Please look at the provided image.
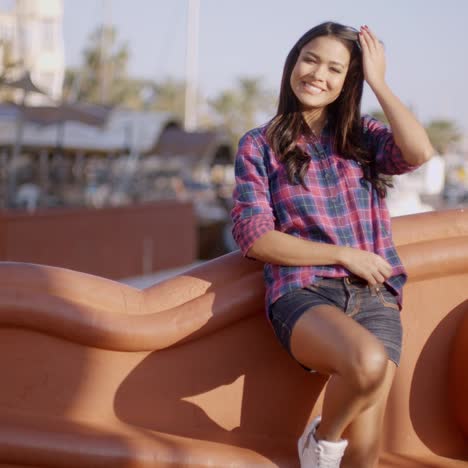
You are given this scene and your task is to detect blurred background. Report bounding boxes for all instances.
[0,0,466,284]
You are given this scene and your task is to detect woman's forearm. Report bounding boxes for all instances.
[247,230,346,266]
[247,230,393,284]
[358,27,434,166]
[371,82,435,165]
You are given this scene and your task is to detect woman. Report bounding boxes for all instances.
[230,22,434,468]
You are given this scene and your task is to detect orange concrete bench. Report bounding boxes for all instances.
[0,209,467,467]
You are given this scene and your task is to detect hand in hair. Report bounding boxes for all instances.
[358,25,387,91]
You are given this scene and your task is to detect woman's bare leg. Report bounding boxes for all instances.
[341,362,396,468]
[290,304,389,442]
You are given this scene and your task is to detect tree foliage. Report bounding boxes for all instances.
[369,109,389,125]
[208,77,276,146]
[425,119,461,154]
[150,78,186,119]
[63,25,137,105]
[63,26,192,117]
[62,26,277,143]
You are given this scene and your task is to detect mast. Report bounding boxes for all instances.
[184,0,199,131]
[100,0,112,104]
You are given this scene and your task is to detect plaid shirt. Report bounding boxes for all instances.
[231,115,420,314]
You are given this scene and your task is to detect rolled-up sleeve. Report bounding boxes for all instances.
[362,115,421,175]
[230,131,275,257]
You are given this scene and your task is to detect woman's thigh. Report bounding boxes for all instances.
[269,280,402,375]
[289,303,386,376]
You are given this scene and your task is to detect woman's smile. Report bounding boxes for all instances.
[301,81,326,95]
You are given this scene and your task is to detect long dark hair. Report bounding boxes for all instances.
[266,21,391,197]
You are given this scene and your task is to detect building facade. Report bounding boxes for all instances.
[0,0,64,103]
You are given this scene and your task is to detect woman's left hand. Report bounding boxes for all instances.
[359,25,386,91]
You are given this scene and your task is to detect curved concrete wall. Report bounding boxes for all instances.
[0,209,466,467]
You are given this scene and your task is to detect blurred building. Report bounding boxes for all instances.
[0,104,235,259]
[0,105,234,211]
[0,0,64,103]
[386,155,446,217]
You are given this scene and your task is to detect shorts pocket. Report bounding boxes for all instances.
[376,287,400,311]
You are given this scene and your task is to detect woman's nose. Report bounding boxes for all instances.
[310,65,327,81]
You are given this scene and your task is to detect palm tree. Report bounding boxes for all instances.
[63,25,134,106]
[208,76,275,146]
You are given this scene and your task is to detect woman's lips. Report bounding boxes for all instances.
[302,81,325,95]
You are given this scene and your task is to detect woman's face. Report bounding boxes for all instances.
[290,35,351,114]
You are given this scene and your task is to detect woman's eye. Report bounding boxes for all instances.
[331,68,342,73]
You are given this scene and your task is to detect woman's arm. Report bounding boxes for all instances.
[248,230,343,266]
[249,230,393,285]
[359,25,435,166]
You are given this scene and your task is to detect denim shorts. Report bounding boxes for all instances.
[268,276,403,373]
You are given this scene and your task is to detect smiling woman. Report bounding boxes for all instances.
[230,20,435,468]
[290,36,350,127]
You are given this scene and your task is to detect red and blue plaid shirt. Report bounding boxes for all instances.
[231,115,420,314]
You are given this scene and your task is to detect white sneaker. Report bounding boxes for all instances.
[298,416,348,467]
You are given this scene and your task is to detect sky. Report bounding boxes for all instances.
[63,0,468,133]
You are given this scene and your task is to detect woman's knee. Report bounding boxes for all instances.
[341,340,388,394]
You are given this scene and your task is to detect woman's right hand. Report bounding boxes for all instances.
[338,247,393,285]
